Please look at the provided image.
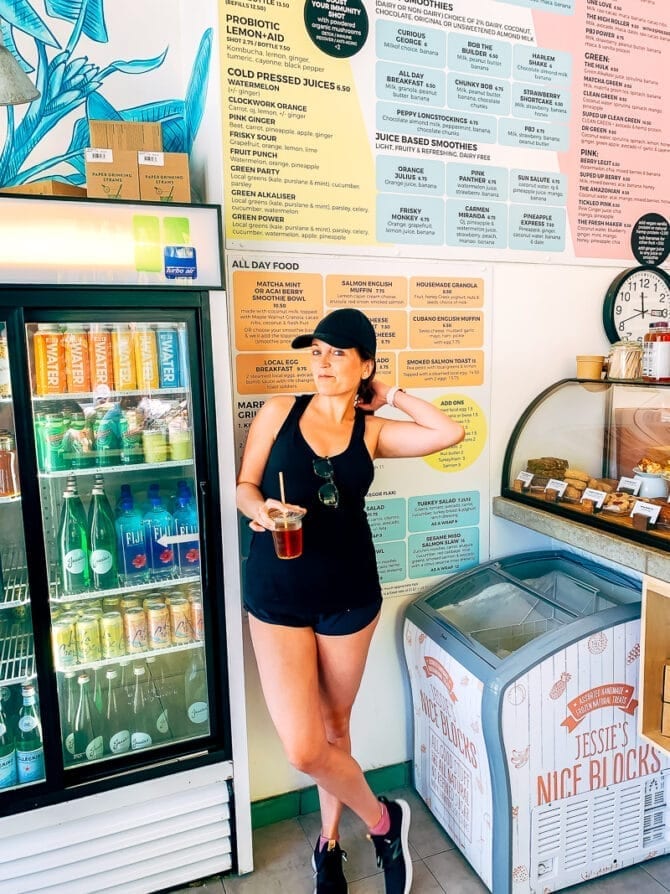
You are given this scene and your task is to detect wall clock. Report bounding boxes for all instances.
[602,265,670,343]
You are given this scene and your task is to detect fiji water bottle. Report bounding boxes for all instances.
[143,488,176,580]
[115,491,149,585]
[173,482,200,575]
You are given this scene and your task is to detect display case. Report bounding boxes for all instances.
[502,378,670,548]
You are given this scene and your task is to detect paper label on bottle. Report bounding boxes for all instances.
[16,746,45,783]
[65,732,75,755]
[131,731,153,750]
[85,736,104,761]
[109,729,131,754]
[0,749,16,788]
[19,715,38,733]
[64,548,87,575]
[156,710,169,735]
[0,724,6,737]
[90,549,113,574]
[187,701,209,725]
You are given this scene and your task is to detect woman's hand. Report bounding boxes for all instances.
[249,498,306,532]
[355,378,392,413]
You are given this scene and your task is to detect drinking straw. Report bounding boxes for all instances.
[279,471,286,504]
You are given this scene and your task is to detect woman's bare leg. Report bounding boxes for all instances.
[315,612,380,839]
[248,614,383,828]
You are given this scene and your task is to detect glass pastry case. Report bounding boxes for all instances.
[501,378,670,548]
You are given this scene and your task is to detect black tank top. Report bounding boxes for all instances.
[243,395,381,615]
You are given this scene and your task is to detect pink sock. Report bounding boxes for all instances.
[368,802,390,836]
[319,835,338,852]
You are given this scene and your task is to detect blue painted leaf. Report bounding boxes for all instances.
[184,29,212,151]
[119,100,185,125]
[86,92,122,122]
[1,22,34,72]
[100,48,168,77]
[0,0,59,47]
[44,0,108,43]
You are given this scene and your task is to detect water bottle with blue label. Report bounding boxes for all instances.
[115,489,149,584]
[143,486,176,580]
[16,684,45,784]
[173,481,200,575]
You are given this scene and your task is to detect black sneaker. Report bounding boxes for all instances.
[368,797,412,894]
[312,839,348,894]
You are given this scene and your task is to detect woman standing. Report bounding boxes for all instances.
[236,308,465,894]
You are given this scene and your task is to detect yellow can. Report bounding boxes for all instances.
[100,611,125,659]
[75,615,102,663]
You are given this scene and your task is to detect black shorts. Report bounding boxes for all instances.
[244,597,382,636]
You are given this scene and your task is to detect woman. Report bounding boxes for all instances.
[236,308,465,894]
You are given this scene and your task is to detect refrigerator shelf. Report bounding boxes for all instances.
[32,388,188,402]
[0,495,20,505]
[50,572,200,604]
[0,630,34,684]
[0,550,29,607]
[39,458,194,479]
[55,638,204,673]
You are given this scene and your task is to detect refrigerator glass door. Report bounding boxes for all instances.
[427,568,577,658]
[0,322,46,791]
[25,320,209,769]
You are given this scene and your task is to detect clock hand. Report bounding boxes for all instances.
[619,310,643,324]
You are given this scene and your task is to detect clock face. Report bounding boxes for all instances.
[603,266,670,343]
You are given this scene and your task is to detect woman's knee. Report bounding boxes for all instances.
[284,739,327,775]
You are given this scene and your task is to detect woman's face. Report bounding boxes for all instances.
[309,339,372,395]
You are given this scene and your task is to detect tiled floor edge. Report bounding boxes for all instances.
[250,760,413,829]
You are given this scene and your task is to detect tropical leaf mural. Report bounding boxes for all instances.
[0,1,212,192]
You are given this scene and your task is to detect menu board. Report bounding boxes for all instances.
[228,252,492,597]
[220,0,670,262]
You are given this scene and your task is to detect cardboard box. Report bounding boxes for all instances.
[664,664,670,702]
[138,152,191,203]
[662,700,670,737]
[0,180,87,198]
[84,148,140,200]
[89,119,162,152]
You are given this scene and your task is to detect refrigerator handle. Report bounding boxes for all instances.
[198,479,210,593]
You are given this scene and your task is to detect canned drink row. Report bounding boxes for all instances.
[52,597,203,668]
[33,323,186,397]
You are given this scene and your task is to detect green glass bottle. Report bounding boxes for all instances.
[61,670,77,763]
[58,485,90,594]
[72,673,103,762]
[88,479,118,590]
[16,683,45,783]
[102,669,130,756]
[184,648,209,735]
[0,694,16,789]
[130,664,153,751]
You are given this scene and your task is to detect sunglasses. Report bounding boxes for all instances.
[313,456,339,508]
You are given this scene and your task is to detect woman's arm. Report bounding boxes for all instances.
[236,395,305,530]
[358,381,465,459]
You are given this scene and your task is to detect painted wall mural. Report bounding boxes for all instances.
[0,1,212,189]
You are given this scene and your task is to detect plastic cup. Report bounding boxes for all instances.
[576,355,605,379]
[142,428,168,464]
[268,509,305,560]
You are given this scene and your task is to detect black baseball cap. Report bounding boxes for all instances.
[291,308,376,356]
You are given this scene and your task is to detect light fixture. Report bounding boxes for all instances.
[0,30,39,106]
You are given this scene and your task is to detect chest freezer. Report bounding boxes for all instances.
[404,550,670,893]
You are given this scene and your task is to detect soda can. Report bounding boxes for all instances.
[102,596,122,613]
[75,615,102,663]
[168,597,193,644]
[133,325,159,390]
[52,619,77,667]
[43,412,66,472]
[120,595,141,612]
[63,325,91,393]
[146,602,170,650]
[157,327,181,389]
[88,326,115,392]
[100,612,125,659]
[123,606,148,653]
[120,408,145,465]
[33,324,66,395]
[111,325,137,391]
[190,599,204,642]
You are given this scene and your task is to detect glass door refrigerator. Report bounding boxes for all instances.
[0,293,236,894]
